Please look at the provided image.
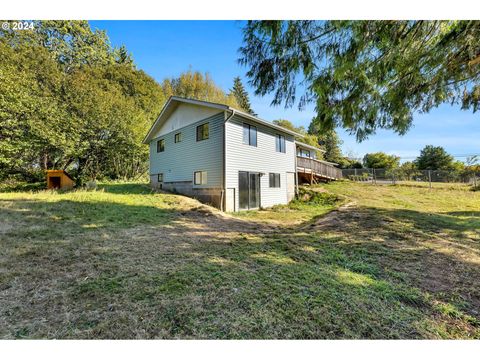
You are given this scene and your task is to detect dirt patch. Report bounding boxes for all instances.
[307,201,358,229]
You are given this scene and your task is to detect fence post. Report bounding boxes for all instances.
[372,168,376,185]
[428,170,432,189]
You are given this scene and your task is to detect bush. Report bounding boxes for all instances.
[291,187,342,207]
[0,180,46,192]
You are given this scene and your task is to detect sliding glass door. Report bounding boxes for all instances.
[239,171,261,210]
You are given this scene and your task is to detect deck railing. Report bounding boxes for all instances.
[297,156,343,180]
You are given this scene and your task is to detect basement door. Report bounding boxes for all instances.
[238,171,261,210]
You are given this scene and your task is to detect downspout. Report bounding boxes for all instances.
[295,145,299,197]
[221,109,236,211]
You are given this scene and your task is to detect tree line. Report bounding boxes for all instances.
[354,147,480,182]
[0,21,254,184]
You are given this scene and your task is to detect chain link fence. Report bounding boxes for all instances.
[342,168,480,188]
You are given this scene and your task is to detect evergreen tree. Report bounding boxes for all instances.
[230,76,256,115]
[116,45,133,65]
[240,21,480,141]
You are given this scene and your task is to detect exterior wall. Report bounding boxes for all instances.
[225,114,296,211]
[149,111,225,208]
[151,102,221,139]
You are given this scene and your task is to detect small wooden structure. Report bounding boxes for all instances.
[46,170,75,190]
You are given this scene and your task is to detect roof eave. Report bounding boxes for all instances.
[143,96,230,144]
[295,140,326,153]
[233,110,303,137]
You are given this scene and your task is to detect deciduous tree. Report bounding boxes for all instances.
[414,145,455,170]
[363,152,400,169]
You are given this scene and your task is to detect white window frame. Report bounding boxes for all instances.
[194,171,207,185]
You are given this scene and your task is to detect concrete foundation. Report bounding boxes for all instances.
[150,176,223,209]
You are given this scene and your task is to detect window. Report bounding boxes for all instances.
[297,149,311,158]
[242,123,257,146]
[156,139,165,152]
[194,171,207,185]
[157,173,163,182]
[275,134,286,153]
[174,132,182,143]
[196,123,209,141]
[269,173,281,188]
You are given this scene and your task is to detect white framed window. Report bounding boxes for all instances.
[275,134,286,153]
[196,123,209,141]
[269,173,281,188]
[157,173,163,182]
[194,171,207,185]
[157,139,165,152]
[174,132,182,143]
[242,123,257,146]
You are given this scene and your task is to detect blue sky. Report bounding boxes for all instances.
[89,20,479,162]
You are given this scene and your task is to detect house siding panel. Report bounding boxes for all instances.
[225,114,296,210]
[149,112,225,206]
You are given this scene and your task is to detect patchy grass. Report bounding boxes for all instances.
[234,187,344,225]
[0,181,479,339]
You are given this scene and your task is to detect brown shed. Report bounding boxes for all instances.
[46,170,75,190]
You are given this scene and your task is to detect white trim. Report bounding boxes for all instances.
[232,110,302,137]
[143,96,302,144]
[295,140,326,153]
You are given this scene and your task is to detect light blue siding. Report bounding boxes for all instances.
[225,114,296,210]
[149,112,224,188]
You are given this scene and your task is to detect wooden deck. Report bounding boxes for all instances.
[296,156,342,183]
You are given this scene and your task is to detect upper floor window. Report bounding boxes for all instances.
[157,139,165,153]
[297,149,311,158]
[196,123,209,141]
[269,173,281,188]
[276,134,286,153]
[242,123,257,147]
[174,132,182,143]
[157,173,164,182]
[194,171,207,185]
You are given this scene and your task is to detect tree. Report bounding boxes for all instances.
[272,119,325,159]
[0,21,164,183]
[272,119,305,134]
[308,122,343,164]
[116,45,134,65]
[414,145,455,170]
[363,152,400,169]
[230,76,256,115]
[398,161,419,180]
[162,70,240,109]
[239,21,480,141]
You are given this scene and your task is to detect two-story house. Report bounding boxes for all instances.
[143,96,341,211]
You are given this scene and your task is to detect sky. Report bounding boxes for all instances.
[89,20,479,162]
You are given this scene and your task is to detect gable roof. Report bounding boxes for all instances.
[143,96,302,144]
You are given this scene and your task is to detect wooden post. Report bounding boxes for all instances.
[428,170,432,189]
[310,159,314,185]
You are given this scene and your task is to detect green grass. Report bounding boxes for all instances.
[0,181,479,339]
[234,187,344,225]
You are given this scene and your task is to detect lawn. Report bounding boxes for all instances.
[0,181,479,339]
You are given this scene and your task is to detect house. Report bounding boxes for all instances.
[143,96,341,211]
